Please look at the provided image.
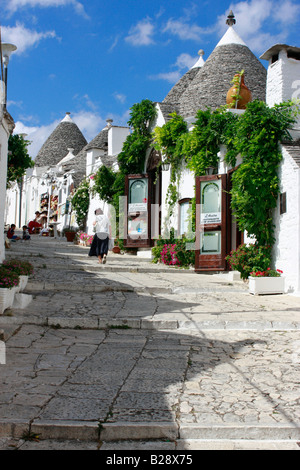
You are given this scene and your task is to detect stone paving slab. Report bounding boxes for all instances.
[1,326,300,444]
[1,236,300,449]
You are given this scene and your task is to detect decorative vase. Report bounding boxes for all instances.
[249,276,285,295]
[0,288,15,314]
[226,73,252,109]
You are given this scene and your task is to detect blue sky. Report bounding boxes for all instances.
[1,0,300,158]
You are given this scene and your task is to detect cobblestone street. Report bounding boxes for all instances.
[0,236,300,450]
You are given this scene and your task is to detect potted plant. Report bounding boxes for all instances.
[112,239,123,254]
[249,268,285,295]
[0,266,20,314]
[225,243,272,281]
[62,227,77,242]
[2,259,33,292]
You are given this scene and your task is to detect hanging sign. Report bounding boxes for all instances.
[201,212,221,225]
[128,202,147,213]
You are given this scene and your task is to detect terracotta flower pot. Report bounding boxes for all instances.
[65,231,76,242]
[226,73,252,109]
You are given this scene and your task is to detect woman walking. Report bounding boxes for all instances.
[88,208,111,264]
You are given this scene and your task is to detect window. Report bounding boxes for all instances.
[200,180,221,224]
[179,198,191,236]
[280,192,287,215]
[200,231,222,255]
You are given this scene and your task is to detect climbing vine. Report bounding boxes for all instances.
[118,99,157,174]
[229,100,297,246]
[153,112,188,211]
[90,99,157,241]
[91,166,116,204]
[153,99,299,250]
[70,178,90,228]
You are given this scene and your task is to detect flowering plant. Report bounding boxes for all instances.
[250,268,283,277]
[161,244,180,266]
[0,266,20,289]
[2,259,34,276]
[79,232,93,244]
[225,243,272,280]
[152,228,195,268]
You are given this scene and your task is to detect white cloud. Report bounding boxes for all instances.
[272,0,300,24]
[13,110,105,160]
[113,92,126,104]
[72,110,106,141]
[1,22,56,54]
[4,0,88,18]
[150,70,182,84]
[14,119,58,159]
[125,18,155,46]
[14,106,131,160]
[216,0,300,52]
[163,18,205,41]
[149,52,198,84]
[175,53,198,70]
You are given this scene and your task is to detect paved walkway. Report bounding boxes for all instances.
[0,236,300,450]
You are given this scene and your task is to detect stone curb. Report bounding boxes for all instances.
[2,418,300,442]
[1,314,300,331]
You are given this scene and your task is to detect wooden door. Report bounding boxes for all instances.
[124,174,152,248]
[195,174,227,271]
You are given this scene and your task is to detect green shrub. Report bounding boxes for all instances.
[225,243,271,280]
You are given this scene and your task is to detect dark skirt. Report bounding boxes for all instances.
[88,233,109,257]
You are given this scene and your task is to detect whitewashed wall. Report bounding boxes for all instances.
[265,46,300,294]
[272,146,300,294]
[0,111,13,262]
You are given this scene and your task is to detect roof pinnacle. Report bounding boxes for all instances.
[226,10,236,26]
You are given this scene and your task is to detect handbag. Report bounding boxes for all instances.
[108,238,114,251]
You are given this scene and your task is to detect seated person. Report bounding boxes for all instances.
[28,211,42,234]
[7,224,21,241]
[22,225,31,240]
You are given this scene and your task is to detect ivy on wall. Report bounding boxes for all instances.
[70,178,90,228]
[154,99,299,250]
[153,113,188,210]
[91,99,157,236]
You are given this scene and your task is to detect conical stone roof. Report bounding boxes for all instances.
[35,113,87,167]
[163,13,267,120]
[163,50,205,107]
[177,23,266,118]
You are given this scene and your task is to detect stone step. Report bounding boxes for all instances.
[1,436,299,450]
[2,313,299,332]
[2,418,300,444]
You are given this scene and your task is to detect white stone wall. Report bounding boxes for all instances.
[265,47,300,294]
[266,49,300,130]
[159,164,195,239]
[0,113,11,262]
[108,126,129,156]
[272,146,300,293]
